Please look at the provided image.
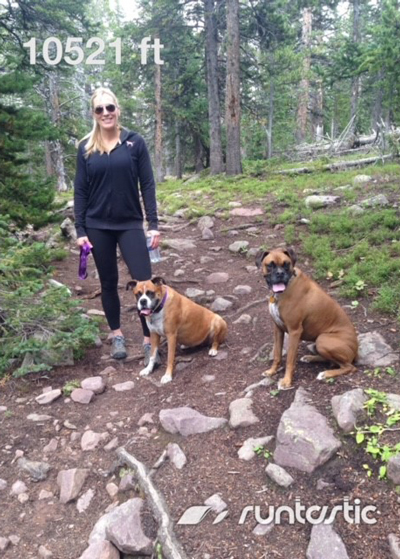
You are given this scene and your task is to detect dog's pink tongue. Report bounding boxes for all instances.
[140,309,151,316]
[272,283,286,293]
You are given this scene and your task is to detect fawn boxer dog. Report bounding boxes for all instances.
[126,277,227,384]
[256,247,358,390]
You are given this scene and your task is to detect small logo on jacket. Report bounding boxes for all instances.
[127,141,134,147]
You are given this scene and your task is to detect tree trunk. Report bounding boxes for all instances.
[49,74,67,191]
[204,0,224,174]
[194,133,205,172]
[349,0,361,137]
[266,79,274,159]
[296,8,312,144]
[174,122,182,179]
[225,0,242,175]
[154,62,165,183]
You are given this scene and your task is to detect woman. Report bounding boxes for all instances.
[74,86,160,362]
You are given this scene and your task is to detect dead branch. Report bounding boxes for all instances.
[274,154,393,176]
[225,298,266,319]
[117,447,189,559]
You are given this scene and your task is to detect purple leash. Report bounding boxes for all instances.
[79,243,92,280]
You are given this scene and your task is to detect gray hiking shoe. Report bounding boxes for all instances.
[111,335,127,359]
[143,343,161,367]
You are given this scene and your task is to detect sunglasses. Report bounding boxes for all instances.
[94,104,117,115]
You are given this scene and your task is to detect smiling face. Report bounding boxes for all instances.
[92,92,120,133]
[257,248,296,294]
[126,278,165,316]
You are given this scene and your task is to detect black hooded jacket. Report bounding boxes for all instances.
[74,128,158,238]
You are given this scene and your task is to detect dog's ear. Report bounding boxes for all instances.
[126,280,137,291]
[151,276,166,286]
[284,247,297,268]
[255,250,269,269]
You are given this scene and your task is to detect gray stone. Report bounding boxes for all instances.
[99,366,117,376]
[387,394,400,411]
[265,463,294,488]
[387,455,400,485]
[185,288,205,300]
[361,194,389,207]
[104,437,119,451]
[57,468,89,504]
[305,195,340,209]
[245,265,258,274]
[119,474,136,493]
[243,377,274,397]
[0,406,7,413]
[306,523,349,559]
[93,499,153,555]
[60,217,77,240]
[112,381,135,392]
[81,430,103,451]
[159,407,227,436]
[348,204,364,216]
[77,488,95,513]
[202,227,214,240]
[81,376,106,394]
[27,413,53,422]
[229,240,249,253]
[229,398,259,429]
[233,314,252,325]
[9,535,20,546]
[106,483,119,498]
[229,207,263,217]
[233,285,252,295]
[274,388,342,473]
[0,538,10,552]
[388,533,400,559]
[206,272,229,284]
[17,457,51,481]
[0,479,7,491]
[200,256,215,265]
[39,489,54,500]
[78,540,120,559]
[204,493,227,513]
[35,389,62,405]
[253,522,274,536]
[71,388,95,404]
[211,297,233,312]
[353,174,371,185]
[198,216,215,230]
[38,545,53,558]
[10,480,28,495]
[331,389,367,433]
[167,443,187,469]
[43,438,58,454]
[138,413,155,426]
[164,238,197,251]
[238,436,275,461]
[357,331,398,366]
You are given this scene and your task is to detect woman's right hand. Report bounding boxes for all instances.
[77,236,93,248]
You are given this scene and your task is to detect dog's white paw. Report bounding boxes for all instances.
[277,380,295,391]
[139,366,152,377]
[300,355,313,363]
[209,348,218,357]
[160,373,172,384]
[317,371,327,381]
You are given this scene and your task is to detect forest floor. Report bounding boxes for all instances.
[0,166,400,559]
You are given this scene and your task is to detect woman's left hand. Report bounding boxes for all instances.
[147,230,160,249]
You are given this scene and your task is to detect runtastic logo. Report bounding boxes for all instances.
[177,498,377,526]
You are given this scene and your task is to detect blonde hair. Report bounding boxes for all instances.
[80,87,120,157]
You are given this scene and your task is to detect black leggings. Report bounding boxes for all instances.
[86,228,151,335]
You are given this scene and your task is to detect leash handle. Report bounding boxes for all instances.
[78,242,92,280]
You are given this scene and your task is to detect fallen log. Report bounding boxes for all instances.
[117,447,189,559]
[274,154,393,176]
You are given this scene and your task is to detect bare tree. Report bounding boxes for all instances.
[296,7,312,144]
[154,62,165,183]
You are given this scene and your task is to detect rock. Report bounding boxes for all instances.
[357,332,398,366]
[0,479,7,491]
[0,538,10,552]
[202,374,215,383]
[106,483,119,498]
[17,457,51,481]
[81,430,103,451]
[104,437,119,451]
[35,389,62,405]
[43,438,58,454]
[112,381,135,392]
[77,488,95,513]
[90,498,152,555]
[305,195,340,209]
[0,406,7,413]
[57,468,89,504]
[119,474,136,493]
[388,533,400,559]
[167,443,187,469]
[87,309,106,317]
[229,240,249,253]
[138,413,155,426]
[387,394,400,411]
[9,535,20,546]
[204,493,227,513]
[60,217,77,240]
[198,216,215,230]
[27,413,53,422]
[18,492,29,504]
[206,272,229,284]
[71,388,95,404]
[316,479,334,491]
[174,269,185,277]
[164,238,197,251]
[10,480,28,495]
[233,314,252,325]
[245,265,258,273]
[331,389,367,433]
[348,204,364,216]
[64,420,77,430]
[306,523,349,559]
[233,285,252,295]
[211,297,233,312]
[81,376,106,394]
[353,174,371,185]
[200,256,215,264]
[265,463,294,488]
[229,207,263,217]
[361,194,389,207]
[253,522,274,536]
[99,366,117,376]
[78,540,120,559]
[185,288,206,301]
[202,227,214,240]
[243,377,274,397]
[38,489,54,500]
[387,455,400,485]
[214,350,228,361]
[229,398,259,429]
[38,545,53,558]
[238,436,274,461]
[159,407,227,436]
[274,388,342,473]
